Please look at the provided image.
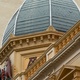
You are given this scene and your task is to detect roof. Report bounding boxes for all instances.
[2,0,80,45]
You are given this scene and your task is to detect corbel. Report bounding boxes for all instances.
[48,34,50,40]
[66,36,70,42]
[36,63,40,69]
[40,60,43,66]
[43,56,46,63]
[10,42,13,47]
[28,71,30,77]
[59,43,62,49]
[74,28,77,34]
[75,28,78,34]
[26,39,29,44]
[34,66,37,72]
[19,40,22,45]
[13,41,16,46]
[33,37,36,43]
[62,40,66,46]
[40,36,43,42]
[70,32,74,38]
[30,69,33,75]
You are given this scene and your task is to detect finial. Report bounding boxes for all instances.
[46,26,56,31]
[9,34,15,38]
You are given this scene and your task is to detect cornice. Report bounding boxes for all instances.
[54,20,80,53]
[0,30,63,64]
[55,20,80,45]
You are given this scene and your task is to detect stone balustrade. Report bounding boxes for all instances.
[55,21,80,53]
[25,56,46,80]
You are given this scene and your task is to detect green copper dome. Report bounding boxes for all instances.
[2,0,80,45]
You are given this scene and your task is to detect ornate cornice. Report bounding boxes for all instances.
[0,30,63,64]
[55,20,80,53]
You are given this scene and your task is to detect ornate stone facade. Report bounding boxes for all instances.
[0,0,80,80]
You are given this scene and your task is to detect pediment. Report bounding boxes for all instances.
[57,65,80,80]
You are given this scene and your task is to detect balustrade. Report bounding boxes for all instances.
[55,24,80,53]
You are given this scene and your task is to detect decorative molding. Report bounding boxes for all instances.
[0,30,62,63]
[55,20,80,53]
[46,26,56,31]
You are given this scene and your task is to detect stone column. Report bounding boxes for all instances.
[73,70,80,80]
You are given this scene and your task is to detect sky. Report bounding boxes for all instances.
[0,0,23,47]
[0,0,80,48]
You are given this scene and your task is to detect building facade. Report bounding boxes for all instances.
[0,0,80,80]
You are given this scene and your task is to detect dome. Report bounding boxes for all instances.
[2,0,80,45]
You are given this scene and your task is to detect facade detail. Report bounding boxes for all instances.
[0,0,80,80]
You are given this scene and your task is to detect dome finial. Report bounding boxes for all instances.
[9,34,15,38]
[46,26,56,31]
